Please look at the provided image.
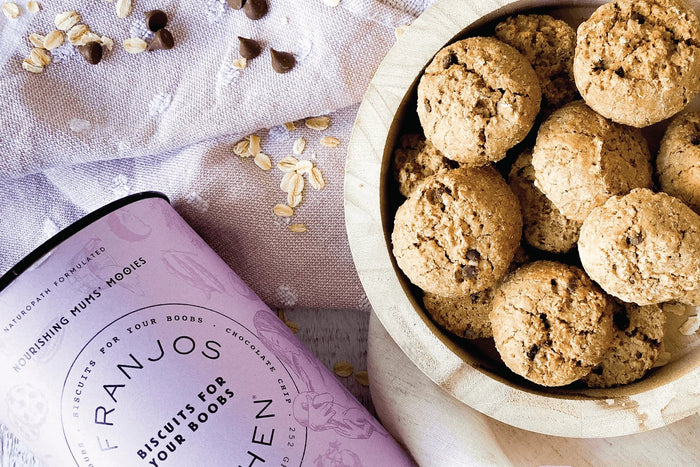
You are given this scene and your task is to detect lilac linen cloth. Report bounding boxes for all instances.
[0,0,436,310]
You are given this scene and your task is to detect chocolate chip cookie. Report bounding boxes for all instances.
[392,133,460,197]
[423,288,495,339]
[657,111,700,214]
[578,188,700,305]
[532,100,653,222]
[416,36,541,166]
[495,14,578,109]
[392,166,522,297]
[574,0,700,127]
[490,261,614,387]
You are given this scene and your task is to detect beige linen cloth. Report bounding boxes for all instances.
[0,0,435,309]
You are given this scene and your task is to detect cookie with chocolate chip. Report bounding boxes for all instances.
[392,166,522,297]
[490,261,614,387]
[657,111,700,215]
[578,188,700,305]
[392,133,460,197]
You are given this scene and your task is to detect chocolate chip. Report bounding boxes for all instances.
[148,29,174,51]
[631,12,645,24]
[591,366,604,375]
[270,48,295,73]
[243,0,268,20]
[613,311,631,331]
[78,41,103,65]
[627,231,644,246]
[145,10,168,32]
[238,36,261,60]
[470,292,481,303]
[466,249,480,261]
[227,0,245,9]
[424,99,431,113]
[615,67,625,77]
[689,134,700,145]
[462,265,478,279]
[445,158,460,169]
[527,345,538,360]
[539,313,550,330]
[442,53,457,69]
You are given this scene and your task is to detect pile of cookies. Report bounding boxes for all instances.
[391,0,700,388]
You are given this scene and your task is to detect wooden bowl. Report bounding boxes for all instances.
[345,0,700,437]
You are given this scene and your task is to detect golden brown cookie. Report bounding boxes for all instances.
[495,14,578,109]
[392,134,460,197]
[416,36,541,166]
[490,261,614,387]
[532,100,653,222]
[578,188,700,305]
[582,302,665,388]
[392,166,522,297]
[508,148,581,253]
[657,111,700,214]
[423,288,494,339]
[573,0,700,127]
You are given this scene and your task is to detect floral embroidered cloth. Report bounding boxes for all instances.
[0,0,435,309]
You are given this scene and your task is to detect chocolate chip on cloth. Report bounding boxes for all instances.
[238,36,262,60]
[148,29,174,51]
[578,188,700,305]
[391,166,522,298]
[490,261,614,387]
[243,0,268,20]
[271,49,295,73]
[77,41,103,65]
[226,0,245,9]
[145,10,168,32]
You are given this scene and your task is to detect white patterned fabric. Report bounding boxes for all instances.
[0,0,435,309]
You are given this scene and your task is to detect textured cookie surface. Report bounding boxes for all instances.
[490,261,614,387]
[416,36,541,166]
[509,148,581,253]
[392,134,460,197]
[574,0,700,127]
[423,288,494,339]
[578,188,700,305]
[495,14,578,109]
[392,166,522,297]
[657,111,700,214]
[532,101,652,222]
[583,302,665,388]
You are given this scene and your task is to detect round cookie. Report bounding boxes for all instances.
[508,148,581,253]
[392,166,522,298]
[392,134,460,197]
[416,36,541,166]
[578,188,700,305]
[423,288,494,339]
[490,261,614,387]
[532,100,653,222]
[495,14,578,109]
[582,302,665,388]
[657,111,700,214]
[574,0,700,127]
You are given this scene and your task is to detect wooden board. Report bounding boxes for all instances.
[368,312,700,467]
[344,0,700,437]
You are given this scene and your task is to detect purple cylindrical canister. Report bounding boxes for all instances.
[0,192,413,467]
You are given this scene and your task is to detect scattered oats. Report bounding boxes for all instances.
[278,156,298,173]
[273,204,294,217]
[55,11,81,31]
[289,172,305,195]
[232,57,247,69]
[2,2,20,19]
[233,138,251,156]
[43,30,64,50]
[115,0,132,19]
[333,361,354,377]
[394,24,410,38]
[287,191,302,207]
[21,59,43,73]
[295,159,313,174]
[29,33,46,48]
[653,351,672,368]
[254,152,272,171]
[309,166,326,190]
[285,319,299,334]
[322,0,342,7]
[293,137,306,155]
[679,315,699,336]
[663,302,688,316]
[248,134,261,157]
[305,116,330,131]
[354,370,370,386]
[123,37,147,54]
[29,47,51,67]
[280,171,295,192]
[320,136,341,148]
[284,121,297,131]
[27,0,39,13]
[100,36,114,51]
[67,24,90,45]
[288,223,307,233]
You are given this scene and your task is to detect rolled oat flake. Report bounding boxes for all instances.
[0,192,413,466]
